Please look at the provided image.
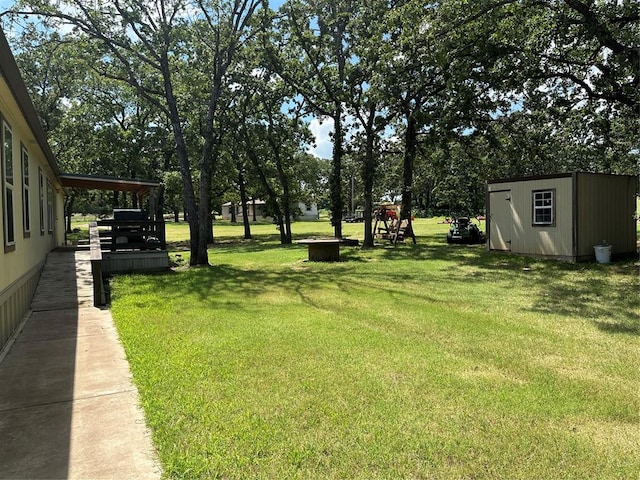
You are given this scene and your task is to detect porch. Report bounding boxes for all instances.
[89,217,169,306]
[59,173,170,306]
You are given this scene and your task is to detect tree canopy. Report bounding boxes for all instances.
[1,0,637,261]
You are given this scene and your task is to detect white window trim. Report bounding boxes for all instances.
[22,144,30,236]
[39,167,45,235]
[2,119,15,249]
[532,189,555,227]
[46,178,54,234]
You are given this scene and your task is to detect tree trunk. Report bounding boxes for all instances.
[206,210,214,244]
[65,192,75,234]
[244,144,286,244]
[400,113,417,244]
[362,110,376,248]
[275,153,292,244]
[163,64,200,264]
[330,108,344,238]
[238,163,252,239]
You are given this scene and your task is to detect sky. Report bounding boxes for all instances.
[0,0,334,159]
[307,118,333,159]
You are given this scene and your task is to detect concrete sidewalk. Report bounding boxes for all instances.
[0,250,161,479]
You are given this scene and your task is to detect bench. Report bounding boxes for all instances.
[296,238,359,262]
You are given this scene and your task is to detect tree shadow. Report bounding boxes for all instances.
[0,251,79,479]
[156,231,639,336]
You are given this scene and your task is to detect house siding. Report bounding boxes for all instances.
[0,34,64,354]
[0,261,42,351]
[221,201,318,221]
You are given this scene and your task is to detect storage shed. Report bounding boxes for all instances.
[486,173,638,262]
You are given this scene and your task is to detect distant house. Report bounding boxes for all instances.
[0,29,65,353]
[221,200,319,222]
[486,172,638,262]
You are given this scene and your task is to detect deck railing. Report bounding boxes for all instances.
[96,218,166,251]
[88,219,167,306]
[89,222,106,306]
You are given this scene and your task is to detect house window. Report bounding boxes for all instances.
[46,178,54,234]
[2,120,15,249]
[532,189,555,226]
[39,168,45,234]
[22,145,30,235]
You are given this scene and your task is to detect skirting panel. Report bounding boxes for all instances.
[0,262,43,353]
[102,251,169,274]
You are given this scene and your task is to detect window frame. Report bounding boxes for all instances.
[21,143,31,237]
[2,118,16,251]
[531,188,556,227]
[46,178,54,234]
[39,167,45,235]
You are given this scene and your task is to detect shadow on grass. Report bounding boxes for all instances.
[154,232,639,336]
[168,231,348,255]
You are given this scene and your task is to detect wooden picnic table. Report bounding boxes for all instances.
[296,238,359,262]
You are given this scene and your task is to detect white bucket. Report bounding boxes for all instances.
[593,245,612,264]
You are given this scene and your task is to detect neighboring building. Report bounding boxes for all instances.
[486,172,638,262]
[221,200,319,222]
[0,29,65,353]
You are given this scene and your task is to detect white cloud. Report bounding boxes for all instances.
[307,117,333,159]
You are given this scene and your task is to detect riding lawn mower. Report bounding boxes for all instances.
[446,216,486,245]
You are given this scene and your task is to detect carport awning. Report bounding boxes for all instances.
[59,173,160,198]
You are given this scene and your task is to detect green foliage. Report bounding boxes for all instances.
[4,0,638,256]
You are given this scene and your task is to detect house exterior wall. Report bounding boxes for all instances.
[295,202,319,220]
[575,173,637,259]
[0,37,64,353]
[221,201,318,221]
[487,175,574,259]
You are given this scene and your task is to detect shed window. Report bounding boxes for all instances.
[2,120,15,249]
[532,189,555,226]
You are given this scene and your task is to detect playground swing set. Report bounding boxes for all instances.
[372,204,416,244]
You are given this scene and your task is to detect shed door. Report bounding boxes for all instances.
[489,190,512,251]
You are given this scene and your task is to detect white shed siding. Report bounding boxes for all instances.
[488,176,573,258]
[488,173,637,261]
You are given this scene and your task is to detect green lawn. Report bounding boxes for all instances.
[110,218,639,479]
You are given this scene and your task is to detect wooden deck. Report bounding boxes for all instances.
[89,221,169,306]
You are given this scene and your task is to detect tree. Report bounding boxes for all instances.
[263,0,359,238]
[232,71,313,244]
[343,1,392,248]
[162,170,183,222]
[10,0,262,266]
[437,0,639,115]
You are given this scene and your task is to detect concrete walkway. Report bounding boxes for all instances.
[0,250,161,479]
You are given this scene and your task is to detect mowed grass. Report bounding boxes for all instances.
[110,218,640,479]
